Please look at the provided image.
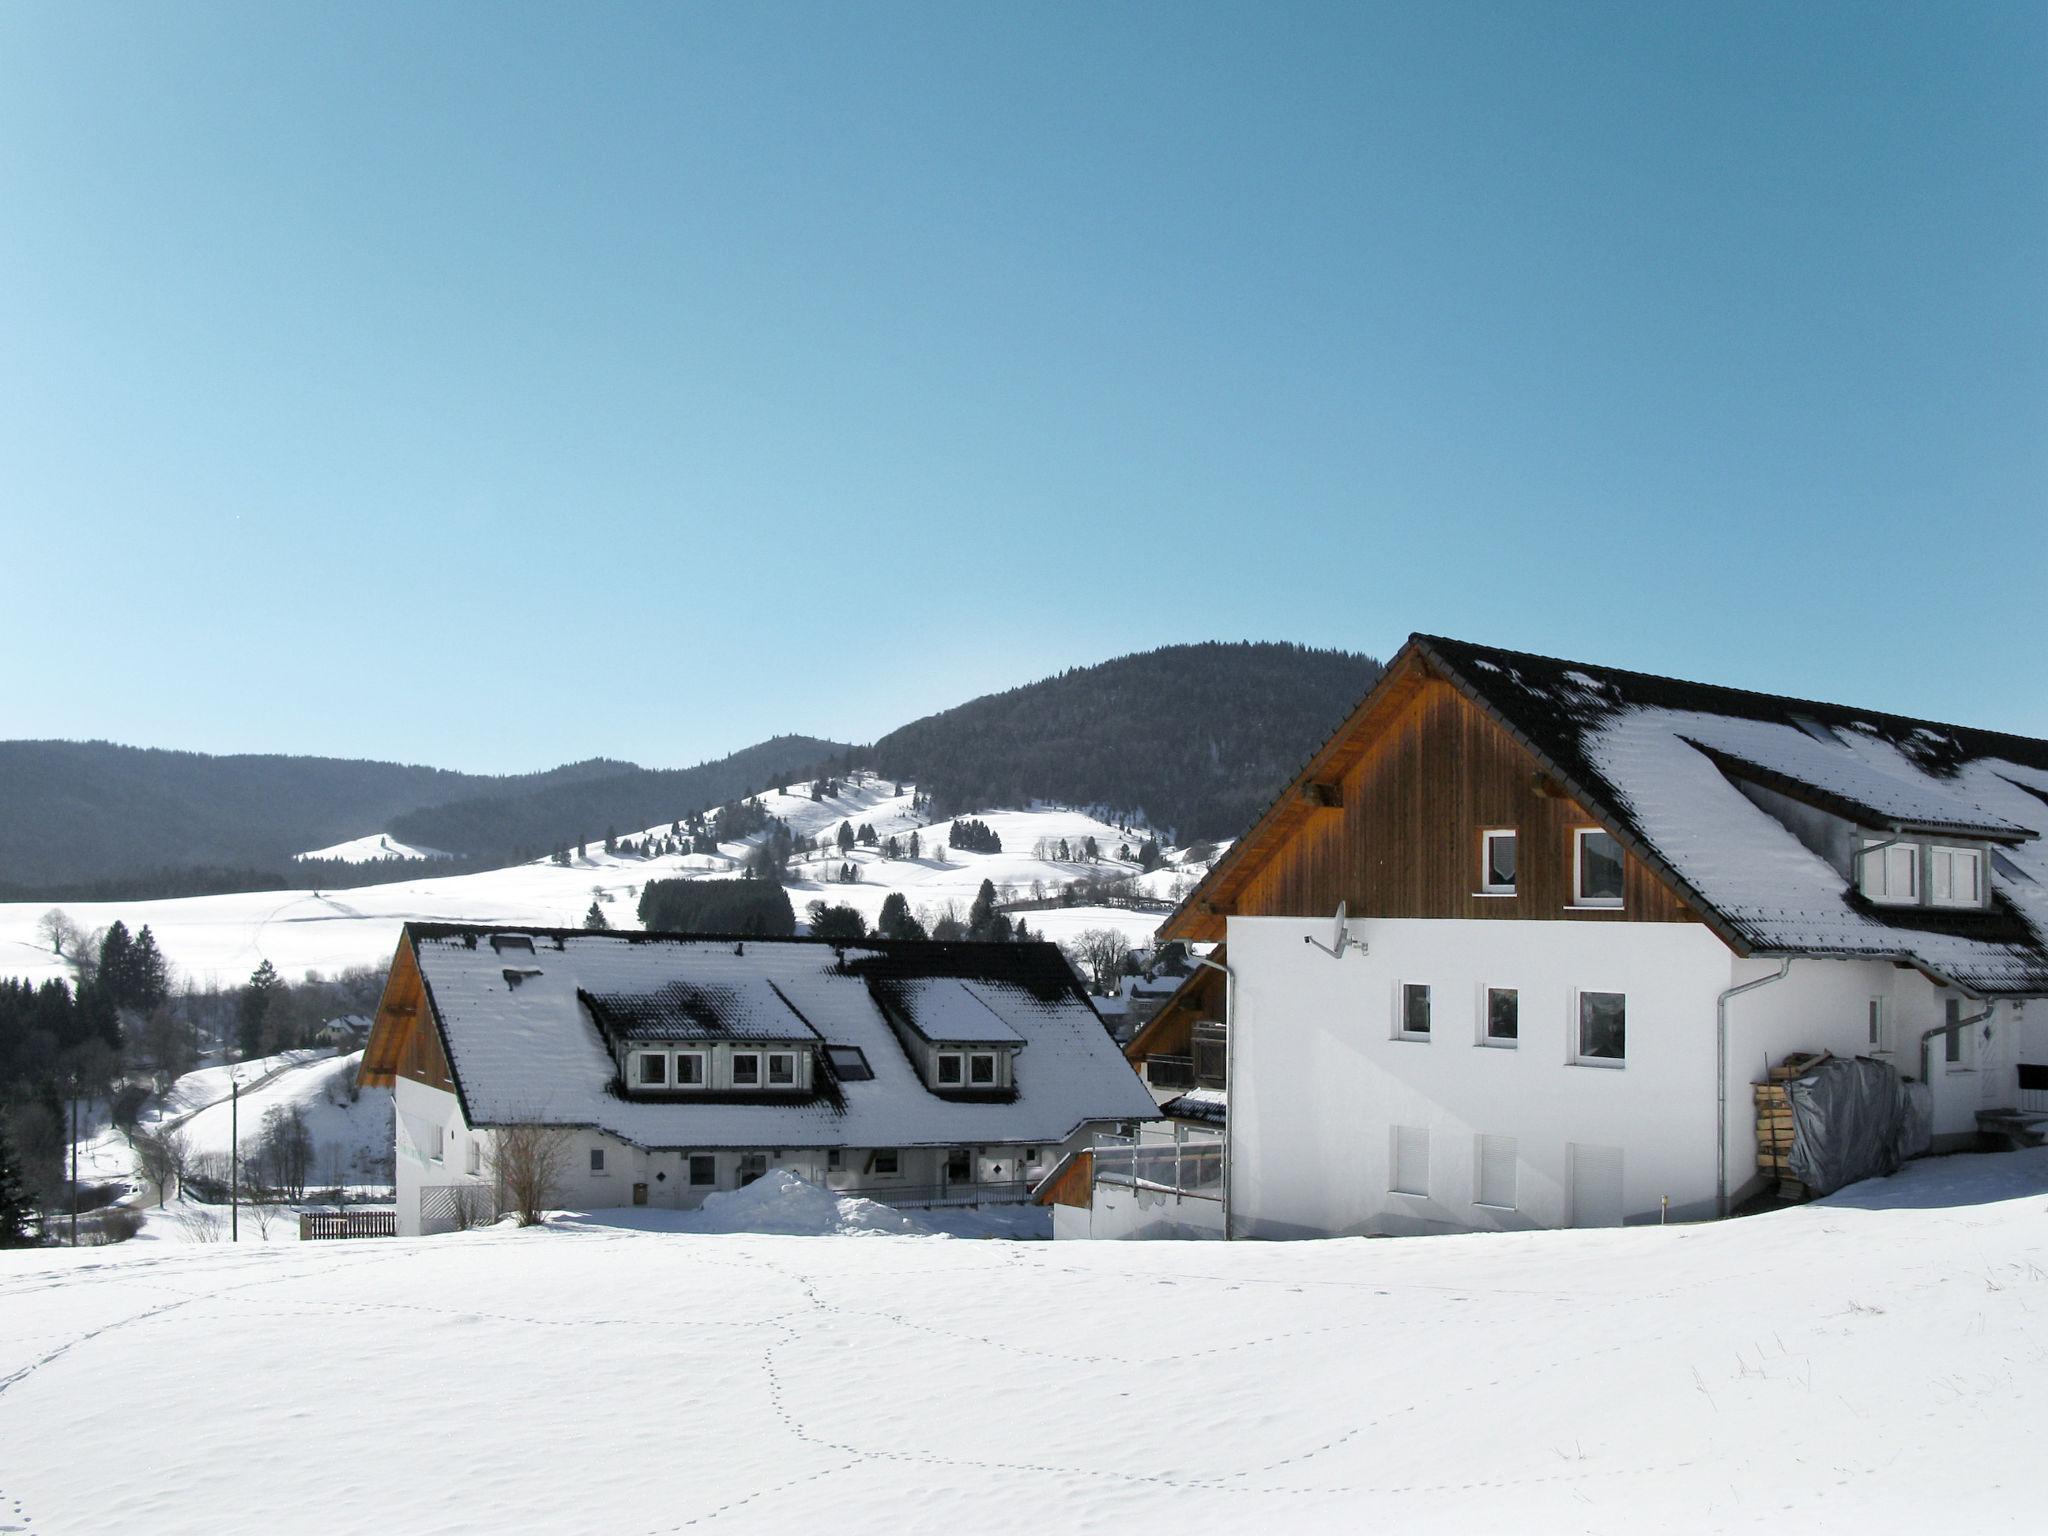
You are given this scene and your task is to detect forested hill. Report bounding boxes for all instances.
[869,642,1383,841]
[0,742,626,890]
[383,735,852,861]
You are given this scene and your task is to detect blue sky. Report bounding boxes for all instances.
[2,3,2042,772]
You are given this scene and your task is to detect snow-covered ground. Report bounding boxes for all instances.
[5,1148,2045,1533]
[293,833,452,863]
[0,779,1207,990]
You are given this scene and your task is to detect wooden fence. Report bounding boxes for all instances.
[299,1209,397,1241]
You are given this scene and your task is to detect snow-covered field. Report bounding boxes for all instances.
[5,1149,2045,1533]
[0,780,1201,990]
[293,833,452,863]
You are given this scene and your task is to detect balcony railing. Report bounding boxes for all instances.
[1090,1134,1222,1201]
[1145,1053,1196,1090]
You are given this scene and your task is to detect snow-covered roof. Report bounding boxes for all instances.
[1421,637,2048,996]
[408,925,1157,1149]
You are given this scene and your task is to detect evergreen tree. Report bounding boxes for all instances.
[238,960,282,1059]
[584,899,608,931]
[97,922,136,1009]
[0,1125,33,1248]
[131,927,170,1012]
[604,826,618,854]
[837,821,855,855]
[967,879,1001,942]
[1013,917,1031,942]
[805,901,867,941]
[908,829,921,860]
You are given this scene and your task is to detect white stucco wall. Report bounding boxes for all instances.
[1223,915,2017,1239]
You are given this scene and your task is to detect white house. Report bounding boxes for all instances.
[357,924,1159,1235]
[1129,635,2048,1238]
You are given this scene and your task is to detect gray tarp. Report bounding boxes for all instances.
[1785,1056,1920,1197]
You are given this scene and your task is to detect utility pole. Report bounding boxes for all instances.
[230,1075,239,1243]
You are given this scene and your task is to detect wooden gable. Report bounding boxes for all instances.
[1122,951,1225,1065]
[1161,646,1701,944]
[356,933,458,1095]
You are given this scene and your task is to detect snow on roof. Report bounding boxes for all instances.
[582,978,822,1043]
[870,976,1023,1045]
[1421,636,2048,996]
[410,926,1157,1148]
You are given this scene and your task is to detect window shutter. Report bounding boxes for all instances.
[1391,1125,1429,1196]
[1476,1134,1516,1210]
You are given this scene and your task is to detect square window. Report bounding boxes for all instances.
[675,1052,705,1086]
[1576,991,1626,1064]
[689,1154,717,1186]
[1931,847,1982,908]
[936,1052,964,1086]
[872,1148,899,1175]
[826,1149,843,1172]
[767,1052,796,1086]
[1859,839,1920,904]
[1398,983,1432,1040]
[636,1051,667,1087]
[590,1147,606,1173]
[1484,987,1519,1044]
[1481,830,1517,893]
[1390,1125,1429,1197]
[737,1153,766,1186]
[969,1053,997,1085]
[1575,829,1624,906]
[731,1052,761,1087]
[946,1148,971,1181]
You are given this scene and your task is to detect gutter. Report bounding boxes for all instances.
[1193,952,1236,1240]
[1919,999,1995,1087]
[1717,959,1791,1218]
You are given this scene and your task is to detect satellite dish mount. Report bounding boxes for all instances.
[1303,901,1368,959]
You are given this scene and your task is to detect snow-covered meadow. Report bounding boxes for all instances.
[0,780,1212,991]
[3,1148,2045,1533]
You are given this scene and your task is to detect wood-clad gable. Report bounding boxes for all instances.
[356,934,458,1095]
[1122,951,1224,1065]
[1161,648,1700,944]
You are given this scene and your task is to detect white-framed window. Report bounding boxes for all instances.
[1859,838,1919,904]
[1866,997,1890,1054]
[826,1148,843,1172]
[1574,990,1626,1065]
[871,1148,900,1176]
[688,1153,717,1186]
[1930,846,1983,908]
[1390,1125,1429,1197]
[969,1052,999,1086]
[936,1052,964,1086]
[766,1051,798,1087]
[1573,828,1624,907]
[675,1052,706,1087]
[1483,986,1519,1046]
[635,1051,668,1088]
[1480,829,1518,894]
[730,1052,761,1087]
[465,1138,482,1175]
[1474,1134,1517,1210]
[1397,982,1432,1041]
[590,1147,606,1174]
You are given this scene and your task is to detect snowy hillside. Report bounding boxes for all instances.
[3,1148,2045,1533]
[293,833,452,863]
[0,777,1217,989]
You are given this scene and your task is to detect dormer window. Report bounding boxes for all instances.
[969,1052,998,1086]
[937,1052,963,1086]
[766,1051,798,1086]
[1859,839,1919,904]
[635,1051,667,1088]
[933,1046,1010,1092]
[1930,846,1982,908]
[1480,830,1517,894]
[1574,829,1624,907]
[731,1052,761,1086]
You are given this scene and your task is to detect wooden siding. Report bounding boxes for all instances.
[356,936,457,1094]
[1033,1148,1094,1209]
[1175,673,1697,940]
[1123,953,1224,1065]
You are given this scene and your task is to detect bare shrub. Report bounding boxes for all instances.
[175,1207,225,1243]
[95,1207,143,1244]
[448,1184,494,1231]
[485,1123,572,1227]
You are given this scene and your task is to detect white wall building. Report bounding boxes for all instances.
[362,925,1158,1236]
[1141,635,2048,1240]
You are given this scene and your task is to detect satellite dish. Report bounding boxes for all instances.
[1304,900,1366,959]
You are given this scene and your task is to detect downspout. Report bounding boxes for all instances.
[1193,952,1236,1240]
[1919,1000,1994,1088]
[1717,959,1791,1218]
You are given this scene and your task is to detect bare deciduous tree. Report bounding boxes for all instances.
[35,908,84,959]
[132,1126,191,1208]
[485,1122,571,1227]
[1066,929,1133,996]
